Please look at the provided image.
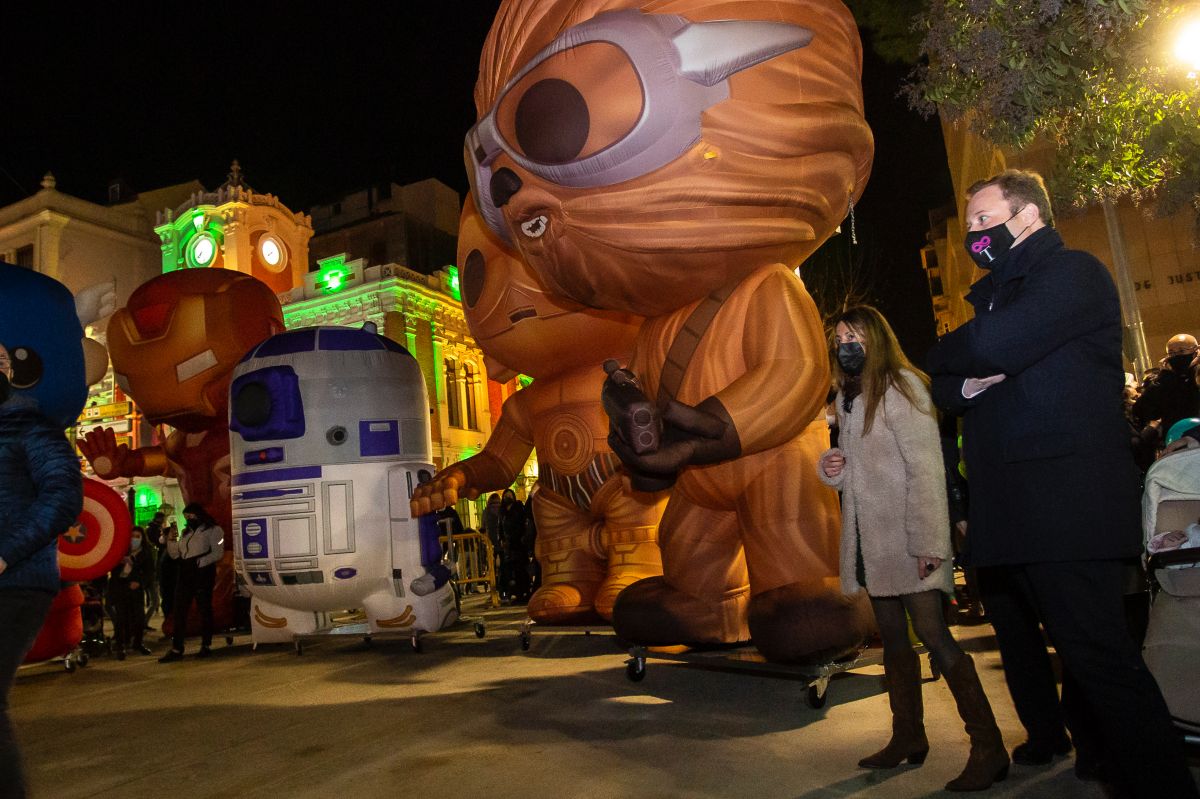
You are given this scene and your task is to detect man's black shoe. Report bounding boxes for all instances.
[1012,737,1072,765]
[135,645,152,656]
[195,646,212,659]
[158,649,183,663]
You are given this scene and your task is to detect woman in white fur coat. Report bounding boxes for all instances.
[818,306,1007,792]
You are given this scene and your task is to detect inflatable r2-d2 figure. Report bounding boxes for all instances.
[229,324,458,646]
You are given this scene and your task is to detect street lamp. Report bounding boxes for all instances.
[1175,16,1200,72]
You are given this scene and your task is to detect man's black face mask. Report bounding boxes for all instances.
[1168,353,1195,373]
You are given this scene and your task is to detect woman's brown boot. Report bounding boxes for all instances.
[859,648,930,768]
[943,653,1010,791]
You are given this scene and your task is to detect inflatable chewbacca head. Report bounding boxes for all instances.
[469,0,873,317]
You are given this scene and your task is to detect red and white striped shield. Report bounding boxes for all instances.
[58,477,132,581]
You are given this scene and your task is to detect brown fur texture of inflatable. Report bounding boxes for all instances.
[471,0,875,662]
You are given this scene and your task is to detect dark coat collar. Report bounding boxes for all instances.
[0,394,37,416]
[966,226,1063,307]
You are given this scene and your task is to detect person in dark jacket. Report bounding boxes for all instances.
[143,511,165,624]
[0,346,85,797]
[482,492,502,584]
[105,526,155,659]
[1131,334,1200,446]
[159,503,224,662]
[497,489,529,603]
[926,169,1197,799]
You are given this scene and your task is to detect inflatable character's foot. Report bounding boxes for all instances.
[527,581,603,625]
[748,580,874,665]
[611,576,750,646]
[595,527,663,622]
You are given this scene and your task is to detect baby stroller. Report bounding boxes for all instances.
[80,578,110,657]
[1140,446,1200,745]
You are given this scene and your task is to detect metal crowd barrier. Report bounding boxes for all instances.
[439,531,500,608]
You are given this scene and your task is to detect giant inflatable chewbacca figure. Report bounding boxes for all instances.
[469,0,875,662]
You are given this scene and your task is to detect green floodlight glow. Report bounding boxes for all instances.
[134,484,160,509]
[316,253,351,294]
[447,265,461,302]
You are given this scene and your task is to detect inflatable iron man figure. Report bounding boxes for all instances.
[79,269,284,633]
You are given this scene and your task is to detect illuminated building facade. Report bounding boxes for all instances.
[154,161,312,294]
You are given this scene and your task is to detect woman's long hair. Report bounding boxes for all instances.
[831,305,931,435]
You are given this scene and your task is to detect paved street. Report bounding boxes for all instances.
[12,598,1197,799]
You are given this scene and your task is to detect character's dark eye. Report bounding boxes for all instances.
[9,346,43,389]
[495,43,642,165]
[515,79,590,164]
[232,381,272,428]
[462,249,486,309]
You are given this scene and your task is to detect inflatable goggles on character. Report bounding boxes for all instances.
[465,8,813,243]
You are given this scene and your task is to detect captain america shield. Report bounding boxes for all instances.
[59,477,132,581]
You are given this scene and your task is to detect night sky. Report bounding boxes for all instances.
[0,3,950,358]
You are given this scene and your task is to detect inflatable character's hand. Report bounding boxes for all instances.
[79,427,138,480]
[609,397,742,481]
[74,278,117,327]
[410,467,474,517]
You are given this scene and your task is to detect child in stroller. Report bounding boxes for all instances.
[1140,443,1200,745]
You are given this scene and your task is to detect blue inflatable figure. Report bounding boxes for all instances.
[0,263,88,428]
[1,262,91,793]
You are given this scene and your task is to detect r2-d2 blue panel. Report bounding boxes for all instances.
[228,325,457,643]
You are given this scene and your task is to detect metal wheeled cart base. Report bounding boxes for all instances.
[624,643,935,709]
[517,618,615,651]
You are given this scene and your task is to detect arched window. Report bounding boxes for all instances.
[463,362,480,430]
[444,358,462,428]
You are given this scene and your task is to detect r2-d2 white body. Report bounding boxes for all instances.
[228,325,457,645]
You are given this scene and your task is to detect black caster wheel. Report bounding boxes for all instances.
[625,658,646,682]
[474,622,486,639]
[520,633,531,651]
[411,637,423,653]
[362,636,373,647]
[806,684,828,709]
[64,658,76,673]
[78,652,90,667]
[225,636,234,646]
[295,642,304,656]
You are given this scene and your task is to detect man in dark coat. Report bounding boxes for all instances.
[0,346,85,796]
[926,170,1197,798]
[1131,333,1200,444]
